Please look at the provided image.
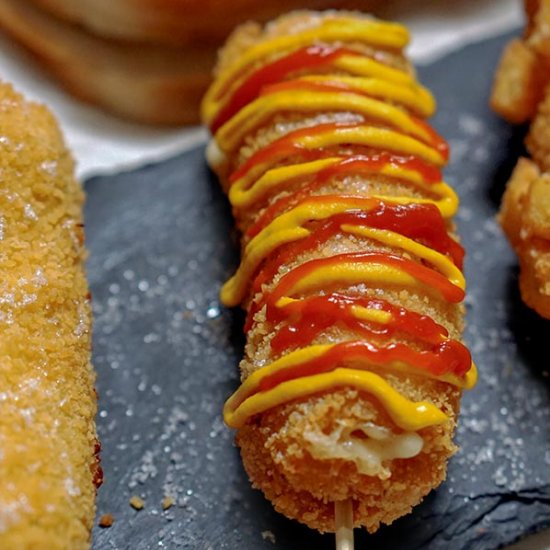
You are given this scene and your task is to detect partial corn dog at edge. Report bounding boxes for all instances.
[0,82,100,548]
[202,11,476,533]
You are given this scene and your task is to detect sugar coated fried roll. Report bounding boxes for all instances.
[202,11,476,532]
[0,82,99,548]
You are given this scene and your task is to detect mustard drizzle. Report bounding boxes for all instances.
[220,197,465,307]
[228,157,459,218]
[202,16,410,122]
[202,14,475,433]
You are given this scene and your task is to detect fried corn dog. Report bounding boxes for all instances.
[202,11,476,532]
[0,82,100,548]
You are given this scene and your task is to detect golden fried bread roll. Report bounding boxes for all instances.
[0,82,99,548]
[202,11,476,533]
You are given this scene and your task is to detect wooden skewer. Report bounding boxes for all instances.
[335,499,355,550]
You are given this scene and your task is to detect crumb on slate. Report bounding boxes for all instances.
[129,495,145,510]
[98,514,114,528]
[162,496,174,510]
[261,530,276,544]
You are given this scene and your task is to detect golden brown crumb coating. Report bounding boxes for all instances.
[499,158,539,246]
[0,82,98,548]
[207,11,469,533]
[491,1,550,318]
[238,384,459,532]
[490,39,548,124]
[527,93,550,172]
[498,157,550,318]
[490,0,550,125]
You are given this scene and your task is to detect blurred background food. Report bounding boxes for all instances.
[491,0,550,319]
[0,0,520,175]
[25,0,360,45]
[491,0,550,124]
[0,0,368,125]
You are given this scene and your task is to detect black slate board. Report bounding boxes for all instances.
[87,30,550,550]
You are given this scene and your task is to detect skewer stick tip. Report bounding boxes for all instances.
[335,499,354,550]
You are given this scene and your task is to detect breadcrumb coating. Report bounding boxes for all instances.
[490,39,547,124]
[491,1,550,318]
[238,384,459,532]
[498,158,550,318]
[208,11,467,533]
[0,82,97,548]
[527,93,550,172]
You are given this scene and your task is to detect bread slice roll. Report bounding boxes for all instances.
[27,0,364,46]
[0,0,217,125]
[0,81,99,548]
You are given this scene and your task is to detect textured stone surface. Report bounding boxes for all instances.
[88,30,550,550]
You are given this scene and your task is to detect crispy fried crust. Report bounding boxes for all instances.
[498,157,540,246]
[207,11,467,533]
[518,239,550,317]
[527,93,550,171]
[524,0,542,36]
[498,158,550,317]
[490,0,550,125]
[492,1,550,318]
[526,0,550,55]
[490,39,547,123]
[0,82,98,548]
[238,386,458,532]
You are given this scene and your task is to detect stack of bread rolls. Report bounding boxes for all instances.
[0,0,367,125]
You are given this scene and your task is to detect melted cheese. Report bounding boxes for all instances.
[303,422,424,478]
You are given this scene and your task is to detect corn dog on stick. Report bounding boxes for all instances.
[0,82,100,548]
[202,11,476,533]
